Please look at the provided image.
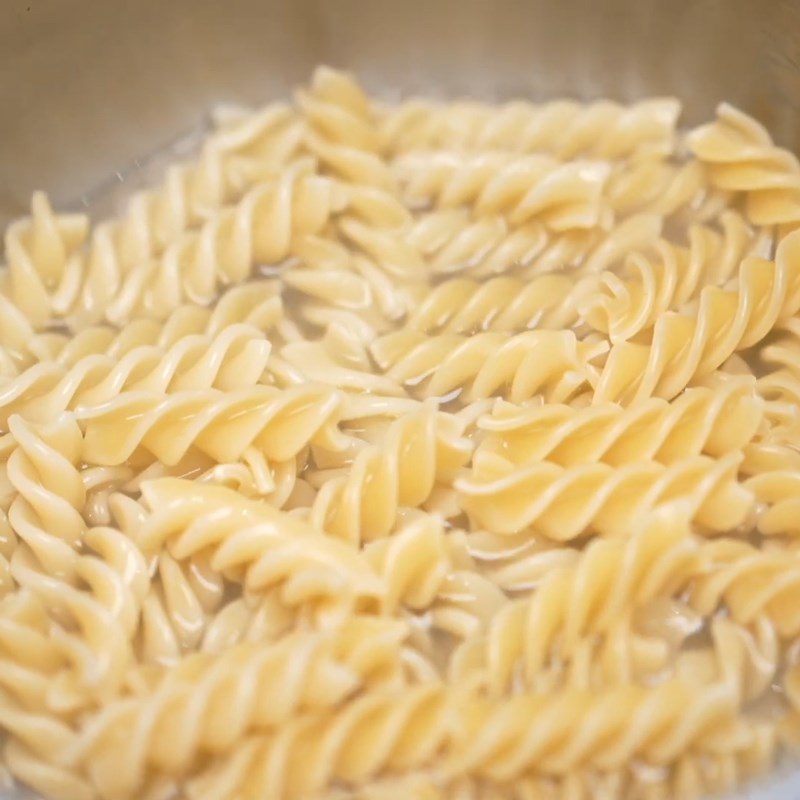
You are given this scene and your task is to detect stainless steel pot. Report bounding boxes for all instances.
[0,0,799,797]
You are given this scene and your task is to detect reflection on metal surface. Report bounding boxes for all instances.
[0,2,800,799]
[1,0,799,227]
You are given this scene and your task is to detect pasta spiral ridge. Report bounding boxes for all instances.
[135,550,227,663]
[593,229,800,404]
[744,468,800,536]
[77,384,345,466]
[9,525,149,708]
[186,677,745,800]
[3,192,88,329]
[65,618,409,800]
[77,105,305,308]
[309,404,473,543]
[403,209,548,277]
[0,323,272,427]
[393,151,612,231]
[380,97,681,160]
[404,274,584,334]
[4,416,150,707]
[298,67,393,189]
[137,479,385,620]
[689,538,800,637]
[0,590,73,715]
[6,415,85,579]
[77,159,346,325]
[605,157,725,220]
[44,279,284,379]
[474,377,763,468]
[580,211,765,343]
[449,507,702,693]
[457,450,752,539]
[688,103,800,225]
[364,514,452,613]
[370,329,605,403]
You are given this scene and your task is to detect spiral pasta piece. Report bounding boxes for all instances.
[309,405,473,543]
[364,514,451,613]
[137,479,385,620]
[672,616,779,706]
[475,377,763,468]
[394,151,611,230]
[405,274,584,334]
[1,417,150,709]
[580,211,766,343]
[450,507,702,692]
[298,67,393,188]
[688,103,800,225]
[78,105,305,289]
[3,109,302,336]
[9,524,149,707]
[690,538,800,637]
[745,470,800,536]
[370,329,604,403]
[0,590,74,716]
[0,323,272,427]
[5,415,85,580]
[135,550,227,663]
[458,450,752,539]
[380,97,681,160]
[403,209,548,277]
[2,192,88,329]
[186,676,745,800]
[593,229,800,404]
[517,211,664,280]
[605,157,726,221]
[77,384,344,466]
[66,617,408,800]
[78,159,346,325]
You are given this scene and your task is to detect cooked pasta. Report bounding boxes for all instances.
[594,229,800,404]
[393,151,612,231]
[474,376,763,468]
[579,211,768,343]
[0,67,798,800]
[457,451,752,539]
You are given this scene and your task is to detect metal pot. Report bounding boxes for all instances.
[0,0,798,797]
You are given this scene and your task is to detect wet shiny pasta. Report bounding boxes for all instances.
[0,66,799,800]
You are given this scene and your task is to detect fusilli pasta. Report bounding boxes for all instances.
[1,67,799,800]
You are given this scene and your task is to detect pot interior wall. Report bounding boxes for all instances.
[1,0,799,227]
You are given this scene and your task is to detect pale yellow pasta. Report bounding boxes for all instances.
[186,678,744,800]
[393,151,612,231]
[580,211,768,343]
[0,323,272,428]
[688,103,800,226]
[594,229,800,404]
[309,404,472,543]
[379,97,681,160]
[605,157,726,221]
[458,451,752,539]
[449,507,702,692]
[404,208,549,276]
[65,618,408,800]
[474,376,763,468]
[405,273,584,334]
[689,538,800,636]
[3,67,800,800]
[137,478,385,623]
[77,384,345,466]
[369,329,605,403]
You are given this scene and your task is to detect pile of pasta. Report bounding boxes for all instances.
[1,66,800,800]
